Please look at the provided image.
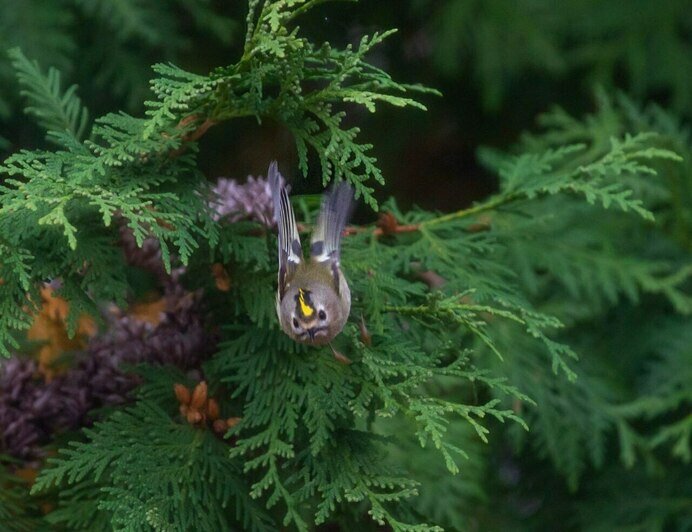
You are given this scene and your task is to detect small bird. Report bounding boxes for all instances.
[269,161,353,346]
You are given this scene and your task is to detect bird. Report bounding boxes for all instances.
[269,161,353,346]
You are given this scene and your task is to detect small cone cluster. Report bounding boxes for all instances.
[174,381,240,436]
[211,263,231,292]
[376,211,400,235]
[28,286,96,376]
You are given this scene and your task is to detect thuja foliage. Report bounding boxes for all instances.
[418,0,692,113]
[0,0,237,129]
[0,1,690,531]
[474,93,692,529]
[0,0,434,357]
[0,457,44,531]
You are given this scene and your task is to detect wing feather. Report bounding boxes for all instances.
[269,161,302,298]
[310,181,354,292]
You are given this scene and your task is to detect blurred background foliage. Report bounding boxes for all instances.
[0,0,690,530]
[5,0,692,209]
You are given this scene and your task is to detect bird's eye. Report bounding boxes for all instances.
[292,318,299,328]
[318,310,327,320]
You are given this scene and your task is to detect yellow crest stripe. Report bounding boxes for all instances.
[298,288,314,317]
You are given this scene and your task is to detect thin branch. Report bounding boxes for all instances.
[342,196,505,238]
[420,194,517,228]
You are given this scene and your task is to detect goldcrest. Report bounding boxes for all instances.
[269,162,353,345]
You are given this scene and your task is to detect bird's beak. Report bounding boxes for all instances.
[307,328,316,340]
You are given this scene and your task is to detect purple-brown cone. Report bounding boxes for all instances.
[211,174,282,227]
[0,285,215,461]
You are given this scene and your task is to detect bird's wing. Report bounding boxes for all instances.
[310,180,354,294]
[269,161,302,299]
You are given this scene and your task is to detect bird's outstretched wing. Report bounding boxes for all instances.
[310,180,354,293]
[269,161,302,299]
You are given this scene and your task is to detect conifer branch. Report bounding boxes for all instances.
[8,48,89,145]
[3,2,691,530]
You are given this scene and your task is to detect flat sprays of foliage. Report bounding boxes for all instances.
[0,1,690,530]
